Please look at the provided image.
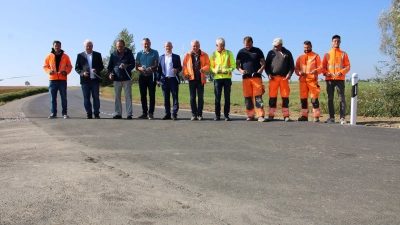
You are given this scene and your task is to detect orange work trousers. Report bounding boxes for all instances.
[242,77,265,118]
[299,75,321,117]
[268,76,290,117]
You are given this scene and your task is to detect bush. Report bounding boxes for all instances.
[0,87,48,103]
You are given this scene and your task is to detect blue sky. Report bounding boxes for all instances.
[0,0,392,86]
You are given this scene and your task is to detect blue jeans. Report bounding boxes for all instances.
[49,80,67,115]
[81,80,100,115]
[189,80,204,116]
[139,75,156,114]
[214,79,231,117]
[162,77,179,116]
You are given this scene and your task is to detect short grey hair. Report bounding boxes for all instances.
[191,39,200,46]
[84,39,93,46]
[216,38,225,45]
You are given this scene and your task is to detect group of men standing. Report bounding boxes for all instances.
[43,35,350,124]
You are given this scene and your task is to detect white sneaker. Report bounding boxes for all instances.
[258,116,267,122]
[325,118,335,123]
[340,118,347,125]
[63,114,69,119]
[284,116,291,122]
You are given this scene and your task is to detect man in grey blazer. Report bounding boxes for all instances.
[75,39,104,119]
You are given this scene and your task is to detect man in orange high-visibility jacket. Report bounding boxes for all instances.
[236,36,267,122]
[322,35,351,125]
[295,40,322,122]
[265,38,295,122]
[43,40,73,119]
[182,40,210,121]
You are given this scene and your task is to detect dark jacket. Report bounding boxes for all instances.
[265,47,294,76]
[75,51,104,84]
[156,53,182,85]
[107,48,135,81]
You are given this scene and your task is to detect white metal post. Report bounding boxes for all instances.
[350,73,358,125]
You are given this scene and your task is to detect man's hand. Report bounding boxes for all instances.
[184,74,190,80]
[83,72,90,77]
[283,74,291,80]
[325,73,332,77]
[299,71,305,76]
[49,70,54,75]
[172,68,177,74]
[217,69,222,73]
[119,63,126,69]
[240,69,248,75]
[61,71,67,76]
[92,69,97,74]
[268,74,274,80]
[257,69,263,74]
[335,72,342,76]
[109,73,114,80]
[156,82,161,87]
[199,69,205,74]
[311,70,317,75]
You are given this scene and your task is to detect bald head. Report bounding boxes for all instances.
[164,42,173,54]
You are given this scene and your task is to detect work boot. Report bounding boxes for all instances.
[340,118,347,125]
[267,116,274,122]
[325,118,335,123]
[127,115,133,120]
[148,113,154,120]
[246,117,255,121]
[284,116,291,122]
[113,115,122,119]
[48,113,57,119]
[313,117,320,122]
[94,114,100,119]
[298,116,308,121]
[138,113,148,119]
[258,116,267,122]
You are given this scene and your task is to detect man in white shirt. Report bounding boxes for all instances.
[156,42,182,120]
[75,39,104,119]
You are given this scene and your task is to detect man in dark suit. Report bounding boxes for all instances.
[156,42,182,120]
[75,39,104,119]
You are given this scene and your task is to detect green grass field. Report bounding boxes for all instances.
[101,80,376,114]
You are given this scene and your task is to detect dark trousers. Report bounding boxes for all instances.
[326,80,346,119]
[189,80,204,116]
[214,79,231,117]
[49,80,67,115]
[162,77,179,116]
[139,75,156,114]
[81,80,100,115]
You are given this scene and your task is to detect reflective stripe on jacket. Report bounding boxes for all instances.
[210,50,236,79]
[322,48,350,81]
[43,50,73,81]
[295,52,322,82]
[183,50,210,84]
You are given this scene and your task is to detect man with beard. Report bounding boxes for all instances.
[294,40,322,122]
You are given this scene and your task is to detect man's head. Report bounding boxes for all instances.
[164,42,173,54]
[53,40,61,53]
[116,39,125,53]
[142,38,151,52]
[243,36,253,50]
[332,35,341,48]
[84,39,93,54]
[303,40,312,54]
[272,38,282,51]
[191,40,200,53]
[216,38,225,52]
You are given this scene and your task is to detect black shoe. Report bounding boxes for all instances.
[225,117,231,121]
[298,116,308,121]
[48,113,57,119]
[138,113,148,119]
[87,114,93,119]
[172,116,178,121]
[162,115,172,120]
[127,115,133,120]
[94,114,100,119]
[214,116,220,121]
[113,115,122,119]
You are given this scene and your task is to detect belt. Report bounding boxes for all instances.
[165,76,175,79]
[242,73,262,79]
[141,73,153,77]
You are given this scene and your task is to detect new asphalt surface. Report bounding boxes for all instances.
[0,88,399,224]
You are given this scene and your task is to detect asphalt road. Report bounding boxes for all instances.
[0,88,399,224]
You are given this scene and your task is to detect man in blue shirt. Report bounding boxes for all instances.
[135,38,159,120]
